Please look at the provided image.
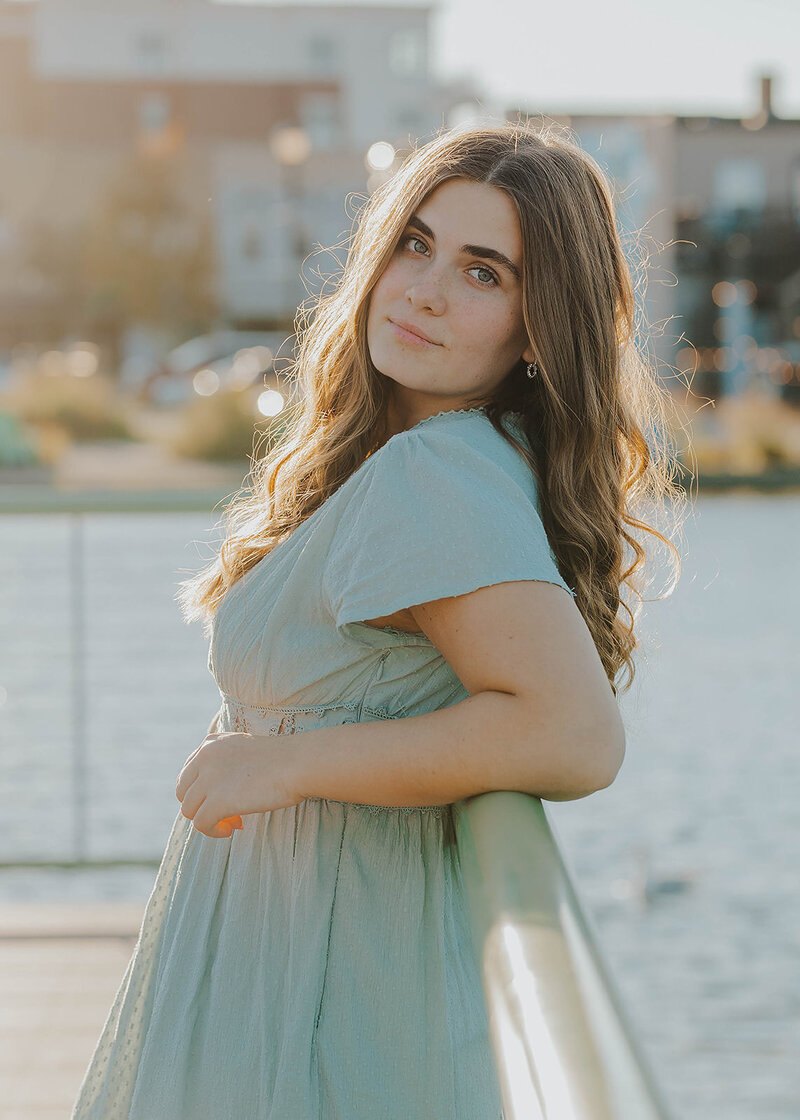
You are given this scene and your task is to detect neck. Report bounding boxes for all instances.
[382,391,487,440]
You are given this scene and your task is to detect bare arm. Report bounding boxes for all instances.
[288,580,625,806]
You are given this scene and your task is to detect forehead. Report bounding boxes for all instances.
[415,178,522,252]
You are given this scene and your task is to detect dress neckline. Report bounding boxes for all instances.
[404,406,487,433]
[401,406,528,439]
[377,406,529,452]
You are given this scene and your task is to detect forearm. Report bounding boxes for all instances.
[277,690,617,808]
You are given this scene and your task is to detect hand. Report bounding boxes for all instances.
[175,731,306,839]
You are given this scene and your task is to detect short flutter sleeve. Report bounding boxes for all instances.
[322,420,575,633]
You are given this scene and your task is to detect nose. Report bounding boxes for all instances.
[405,273,446,315]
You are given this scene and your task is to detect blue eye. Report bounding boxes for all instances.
[404,235,428,256]
[468,265,499,287]
[401,235,499,287]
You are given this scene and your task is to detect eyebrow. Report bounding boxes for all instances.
[405,214,522,282]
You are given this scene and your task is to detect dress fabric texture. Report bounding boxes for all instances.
[70,407,575,1120]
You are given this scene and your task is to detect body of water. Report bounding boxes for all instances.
[1,495,797,1119]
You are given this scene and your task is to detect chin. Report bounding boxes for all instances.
[369,341,407,380]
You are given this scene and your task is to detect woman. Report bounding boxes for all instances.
[71,121,682,1119]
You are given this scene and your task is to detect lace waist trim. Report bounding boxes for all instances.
[216,690,446,816]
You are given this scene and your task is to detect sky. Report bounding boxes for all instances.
[430,0,799,119]
[220,0,800,119]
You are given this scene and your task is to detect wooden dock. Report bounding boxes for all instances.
[0,903,146,1120]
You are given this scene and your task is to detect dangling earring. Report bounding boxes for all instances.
[526,361,540,380]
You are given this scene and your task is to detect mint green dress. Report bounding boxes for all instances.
[71,407,575,1120]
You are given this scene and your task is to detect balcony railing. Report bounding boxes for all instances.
[455,792,674,1120]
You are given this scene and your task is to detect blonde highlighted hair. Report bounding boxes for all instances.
[177,118,685,695]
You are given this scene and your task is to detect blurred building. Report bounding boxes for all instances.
[0,0,476,347]
[2,1,798,402]
[522,74,800,401]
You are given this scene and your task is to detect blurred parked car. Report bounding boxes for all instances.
[138,330,297,407]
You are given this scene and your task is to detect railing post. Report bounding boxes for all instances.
[69,511,88,862]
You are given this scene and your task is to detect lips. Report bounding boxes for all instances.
[389,318,440,346]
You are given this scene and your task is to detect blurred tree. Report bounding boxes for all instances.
[22,223,87,344]
[169,389,270,463]
[79,154,217,356]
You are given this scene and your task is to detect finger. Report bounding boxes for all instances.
[175,739,212,798]
[193,803,232,838]
[175,763,199,801]
[179,785,206,822]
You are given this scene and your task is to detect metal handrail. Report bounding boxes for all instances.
[0,487,237,514]
[454,791,674,1120]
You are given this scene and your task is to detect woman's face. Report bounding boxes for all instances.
[366,177,535,426]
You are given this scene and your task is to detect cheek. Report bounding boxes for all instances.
[371,258,404,301]
[455,301,518,350]
[366,271,396,345]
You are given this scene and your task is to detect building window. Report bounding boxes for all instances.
[300,92,340,151]
[389,30,425,77]
[136,32,168,73]
[712,159,766,217]
[307,34,337,74]
[138,92,171,135]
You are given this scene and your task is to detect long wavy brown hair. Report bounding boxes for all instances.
[177,119,686,696]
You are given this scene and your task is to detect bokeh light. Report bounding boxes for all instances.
[365,141,395,172]
[193,368,220,396]
[39,350,65,377]
[230,349,263,387]
[65,344,100,377]
[713,347,734,371]
[712,281,738,307]
[257,389,284,417]
[270,126,311,166]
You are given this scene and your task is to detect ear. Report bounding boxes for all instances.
[521,344,536,365]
